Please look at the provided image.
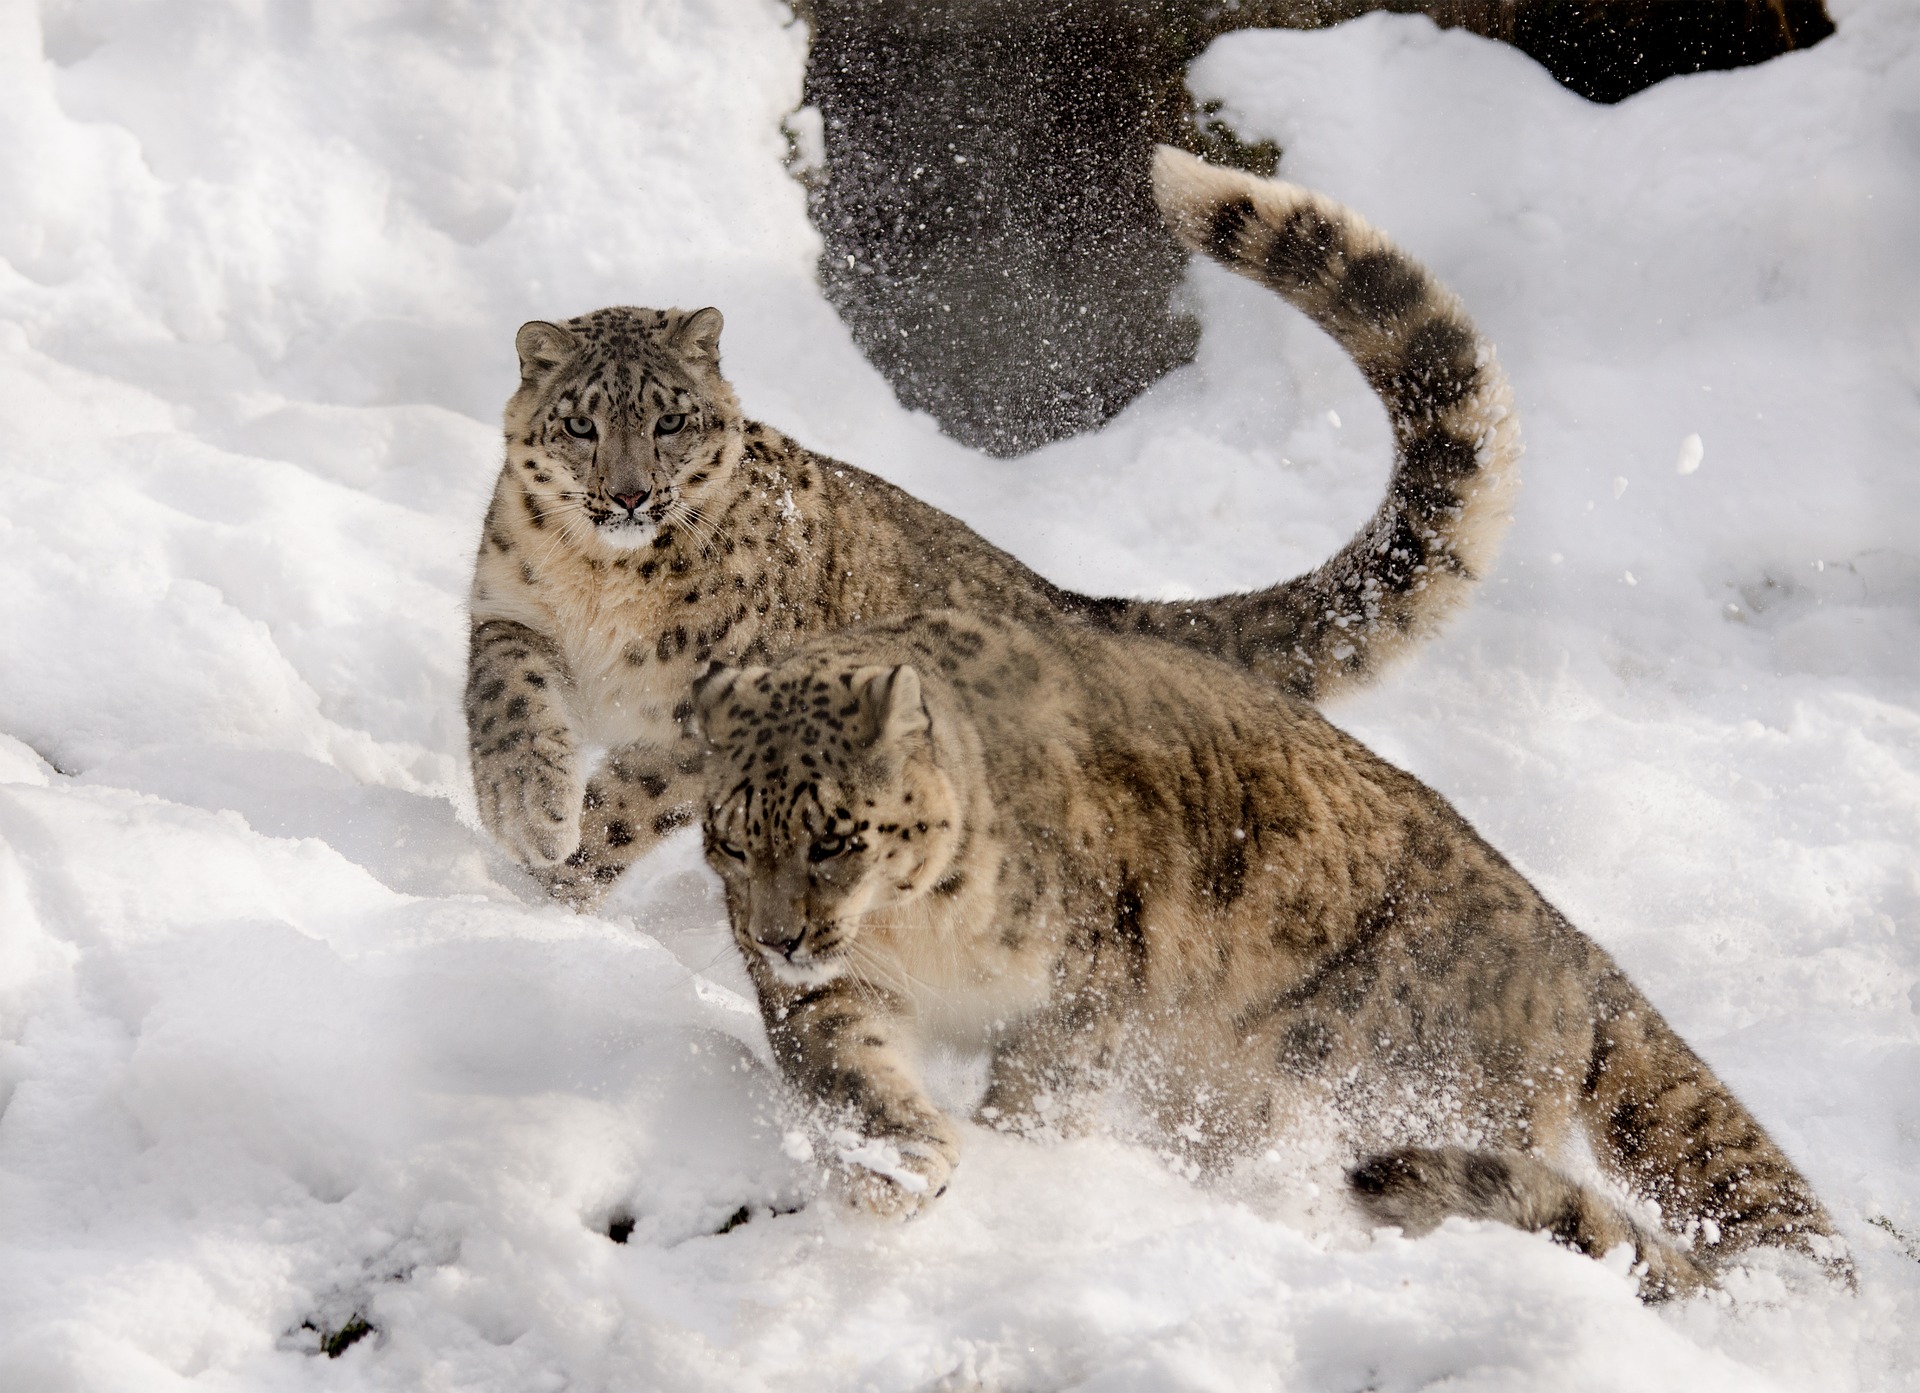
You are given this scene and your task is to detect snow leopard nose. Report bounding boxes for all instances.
[755,925,806,959]
[612,488,650,512]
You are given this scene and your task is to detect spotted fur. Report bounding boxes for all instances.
[467,151,1522,903]
[691,613,1848,1298]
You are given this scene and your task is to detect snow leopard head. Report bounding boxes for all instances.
[691,659,961,988]
[504,305,744,552]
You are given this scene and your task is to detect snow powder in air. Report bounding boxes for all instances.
[1,0,1916,1389]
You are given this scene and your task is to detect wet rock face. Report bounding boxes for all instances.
[797,0,1218,458]
[794,0,1832,459]
[1437,0,1836,105]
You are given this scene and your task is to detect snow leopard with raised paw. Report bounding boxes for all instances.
[466,147,1520,905]
[687,611,1850,1301]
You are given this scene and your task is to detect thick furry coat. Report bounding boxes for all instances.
[465,149,1520,903]
[690,610,1847,1300]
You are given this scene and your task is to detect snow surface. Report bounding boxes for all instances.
[2,0,1918,1388]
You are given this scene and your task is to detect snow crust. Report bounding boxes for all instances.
[1,1,1916,1388]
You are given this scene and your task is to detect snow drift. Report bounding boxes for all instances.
[0,0,1916,1388]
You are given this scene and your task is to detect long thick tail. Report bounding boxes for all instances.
[1108,146,1522,703]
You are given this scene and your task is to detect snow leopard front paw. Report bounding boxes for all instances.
[476,759,584,869]
[466,619,584,870]
[831,1126,957,1219]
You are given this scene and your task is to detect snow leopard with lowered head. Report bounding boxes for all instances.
[466,147,1521,905]
[688,609,1850,1301]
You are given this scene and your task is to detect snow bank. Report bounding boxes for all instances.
[1,0,1915,1388]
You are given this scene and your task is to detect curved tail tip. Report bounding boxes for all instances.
[1151,143,1315,254]
[1150,144,1236,234]
[1150,142,1207,191]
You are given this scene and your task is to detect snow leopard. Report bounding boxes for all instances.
[688,610,1849,1301]
[467,147,1521,906]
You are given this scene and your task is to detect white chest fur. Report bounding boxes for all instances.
[471,513,695,751]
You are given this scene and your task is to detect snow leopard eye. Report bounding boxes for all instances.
[712,838,746,863]
[562,416,596,440]
[655,412,686,436]
[808,834,849,862]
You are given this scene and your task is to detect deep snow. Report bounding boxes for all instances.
[1,1,1917,1389]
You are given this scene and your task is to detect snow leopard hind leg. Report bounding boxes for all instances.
[1349,970,1852,1302]
[1348,1145,1715,1301]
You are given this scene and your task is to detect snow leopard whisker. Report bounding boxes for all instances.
[846,937,945,1009]
[665,498,726,555]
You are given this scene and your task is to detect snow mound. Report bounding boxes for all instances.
[1,1,1916,1388]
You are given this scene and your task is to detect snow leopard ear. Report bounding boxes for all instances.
[672,307,724,365]
[853,665,929,749]
[690,662,766,744]
[514,320,577,380]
